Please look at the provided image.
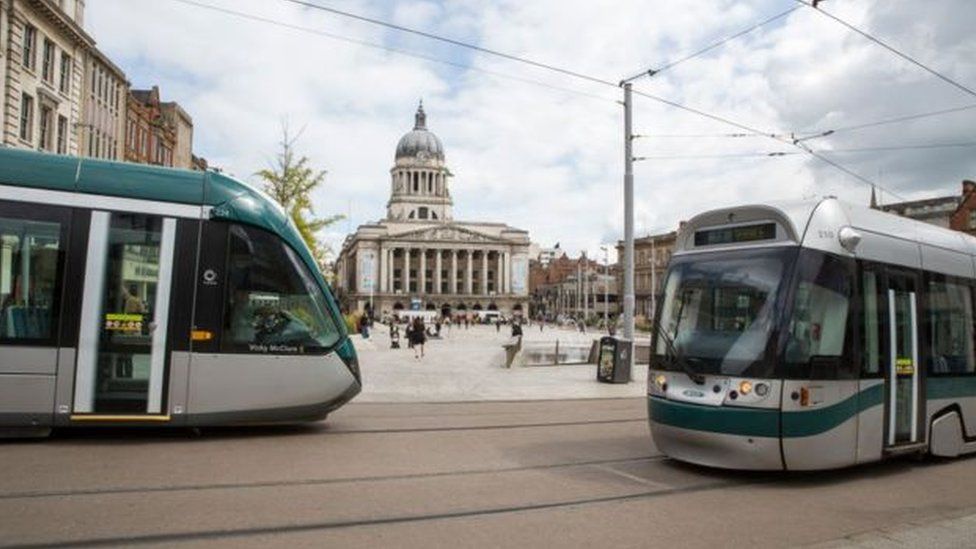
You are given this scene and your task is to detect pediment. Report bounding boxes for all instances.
[389,224,505,244]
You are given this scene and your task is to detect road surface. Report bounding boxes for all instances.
[2,398,975,548]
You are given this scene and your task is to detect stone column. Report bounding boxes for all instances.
[378,246,386,294]
[451,250,458,295]
[465,250,473,295]
[496,251,503,295]
[481,251,489,296]
[404,248,411,293]
[504,252,511,294]
[388,248,395,292]
[420,248,427,295]
[435,249,442,294]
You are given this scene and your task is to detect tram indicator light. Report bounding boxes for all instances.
[191,330,214,341]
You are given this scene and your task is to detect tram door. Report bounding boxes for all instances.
[885,272,922,447]
[71,212,177,418]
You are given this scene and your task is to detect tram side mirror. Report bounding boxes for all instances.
[809,355,840,379]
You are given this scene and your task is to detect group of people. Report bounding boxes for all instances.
[388,317,430,359]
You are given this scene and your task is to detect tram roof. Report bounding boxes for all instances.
[677,197,976,272]
[0,146,290,233]
[0,146,337,289]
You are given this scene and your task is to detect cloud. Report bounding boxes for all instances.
[86,0,976,261]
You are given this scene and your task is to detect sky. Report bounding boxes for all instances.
[86,0,976,263]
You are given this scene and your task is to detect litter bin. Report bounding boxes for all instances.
[597,336,632,383]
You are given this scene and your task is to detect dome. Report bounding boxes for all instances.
[395,102,445,161]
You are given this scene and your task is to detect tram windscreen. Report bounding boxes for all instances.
[654,248,795,377]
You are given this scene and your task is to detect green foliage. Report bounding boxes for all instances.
[256,125,343,272]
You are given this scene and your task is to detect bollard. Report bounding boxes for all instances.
[554,339,559,365]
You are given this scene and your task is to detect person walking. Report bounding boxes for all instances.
[410,316,427,359]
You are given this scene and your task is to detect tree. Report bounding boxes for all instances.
[257,125,343,271]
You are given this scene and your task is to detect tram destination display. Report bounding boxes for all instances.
[694,222,776,246]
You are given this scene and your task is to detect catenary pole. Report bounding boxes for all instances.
[622,83,635,342]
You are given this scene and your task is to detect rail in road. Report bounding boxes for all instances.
[2,398,976,548]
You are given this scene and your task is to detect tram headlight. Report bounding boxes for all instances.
[655,374,667,388]
[738,380,753,396]
[754,382,770,397]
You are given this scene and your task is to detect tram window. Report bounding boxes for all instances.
[861,270,884,376]
[0,216,62,342]
[784,251,853,375]
[926,278,975,375]
[224,225,341,353]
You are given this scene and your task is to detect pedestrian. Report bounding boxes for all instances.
[435,319,442,337]
[410,316,427,359]
[511,320,523,338]
[495,317,501,333]
[390,323,400,349]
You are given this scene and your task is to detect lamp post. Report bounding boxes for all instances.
[600,245,609,329]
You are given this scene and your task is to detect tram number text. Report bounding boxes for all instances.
[817,230,835,240]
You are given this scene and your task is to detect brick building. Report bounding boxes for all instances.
[949,180,976,236]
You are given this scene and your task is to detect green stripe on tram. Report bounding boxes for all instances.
[649,384,885,439]
[781,384,883,437]
[927,377,976,400]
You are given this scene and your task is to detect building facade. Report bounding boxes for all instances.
[80,45,125,160]
[879,195,959,228]
[2,0,90,155]
[334,103,532,317]
[617,230,677,321]
[948,180,976,236]
[160,100,193,169]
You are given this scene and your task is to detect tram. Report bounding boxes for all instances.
[0,148,360,437]
[648,197,976,470]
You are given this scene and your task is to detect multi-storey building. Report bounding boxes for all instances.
[80,45,125,160]
[160,100,193,169]
[125,86,176,166]
[2,0,90,155]
[616,230,677,321]
[334,103,532,317]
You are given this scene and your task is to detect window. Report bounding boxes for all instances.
[224,225,341,353]
[42,39,55,82]
[418,207,429,220]
[969,210,976,230]
[927,278,975,375]
[59,54,72,94]
[0,213,63,342]
[861,269,884,376]
[56,115,68,155]
[783,251,854,376]
[22,25,37,70]
[38,105,53,151]
[19,94,34,142]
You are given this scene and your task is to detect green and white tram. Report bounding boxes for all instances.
[0,148,360,437]
[648,197,976,470]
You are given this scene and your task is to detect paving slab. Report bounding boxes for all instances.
[354,323,648,402]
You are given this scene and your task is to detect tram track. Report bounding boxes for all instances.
[0,455,664,501]
[320,416,646,434]
[4,476,751,549]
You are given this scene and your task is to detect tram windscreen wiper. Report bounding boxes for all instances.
[651,319,706,385]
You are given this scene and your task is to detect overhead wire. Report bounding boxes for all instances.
[796,103,976,142]
[797,0,976,99]
[621,5,801,82]
[278,0,618,87]
[169,0,618,103]
[634,140,976,160]
[182,0,916,199]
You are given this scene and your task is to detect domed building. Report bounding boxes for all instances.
[334,102,531,317]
